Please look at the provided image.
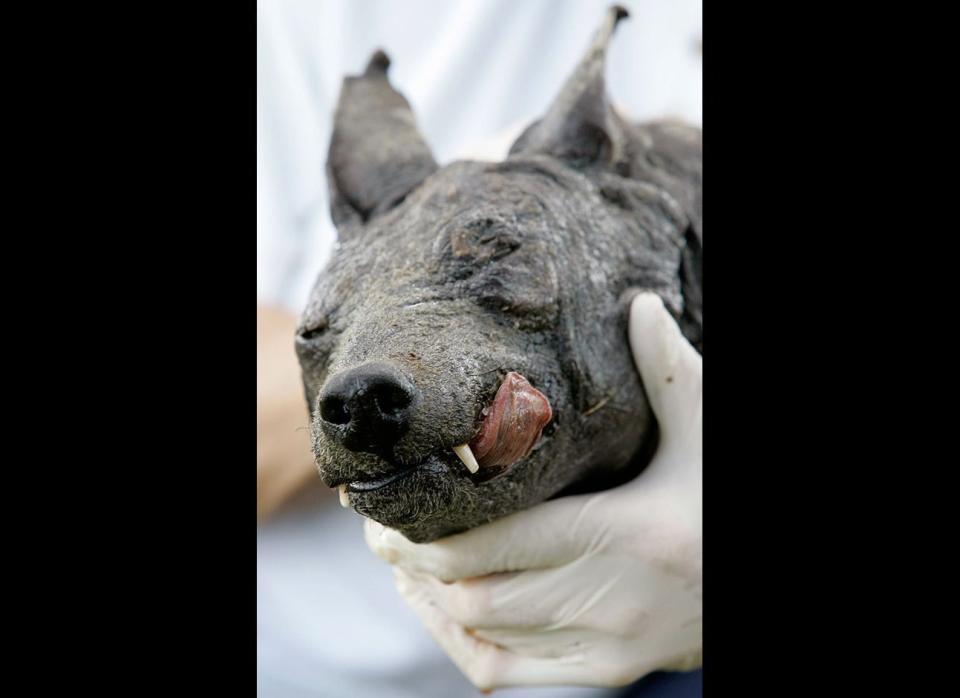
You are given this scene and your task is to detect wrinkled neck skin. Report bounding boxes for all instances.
[298,123,701,543]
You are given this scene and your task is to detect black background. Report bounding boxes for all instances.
[6,1,925,694]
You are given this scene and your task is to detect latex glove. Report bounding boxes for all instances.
[365,292,702,689]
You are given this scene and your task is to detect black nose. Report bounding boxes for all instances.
[317,363,417,457]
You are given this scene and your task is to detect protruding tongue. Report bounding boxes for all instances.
[469,372,553,472]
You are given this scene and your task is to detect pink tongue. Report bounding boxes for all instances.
[469,372,553,470]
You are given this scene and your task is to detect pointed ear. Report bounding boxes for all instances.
[509,5,630,171]
[327,51,437,230]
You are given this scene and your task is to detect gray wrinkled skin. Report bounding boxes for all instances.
[296,6,702,543]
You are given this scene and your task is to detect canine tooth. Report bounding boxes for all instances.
[453,444,480,474]
[338,485,350,508]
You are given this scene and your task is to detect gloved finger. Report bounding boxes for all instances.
[364,494,605,582]
[469,625,595,659]
[469,622,693,686]
[407,559,620,633]
[393,567,519,690]
[395,569,623,688]
[627,292,702,442]
[405,568,561,631]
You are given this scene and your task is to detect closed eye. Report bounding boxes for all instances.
[297,316,329,341]
[439,219,521,281]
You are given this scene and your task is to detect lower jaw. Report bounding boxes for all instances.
[346,465,418,493]
[346,451,549,543]
[344,443,527,497]
[349,465,438,522]
[351,474,476,543]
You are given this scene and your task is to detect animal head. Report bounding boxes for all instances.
[296,5,702,542]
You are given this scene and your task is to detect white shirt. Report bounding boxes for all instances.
[257,1,701,695]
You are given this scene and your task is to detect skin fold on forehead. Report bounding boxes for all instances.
[296,5,702,542]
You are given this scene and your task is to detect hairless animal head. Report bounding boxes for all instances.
[296,5,702,542]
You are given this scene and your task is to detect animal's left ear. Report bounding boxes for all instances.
[327,51,438,231]
[509,5,631,172]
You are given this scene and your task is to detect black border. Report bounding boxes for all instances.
[21,1,899,693]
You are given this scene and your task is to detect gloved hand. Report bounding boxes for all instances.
[365,292,702,689]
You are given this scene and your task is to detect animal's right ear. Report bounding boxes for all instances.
[509,5,630,172]
[326,51,437,232]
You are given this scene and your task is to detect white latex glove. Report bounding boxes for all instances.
[365,292,702,689]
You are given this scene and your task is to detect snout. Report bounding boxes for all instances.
[317,362,418,458]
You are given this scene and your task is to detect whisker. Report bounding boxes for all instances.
[471,365,504,377]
